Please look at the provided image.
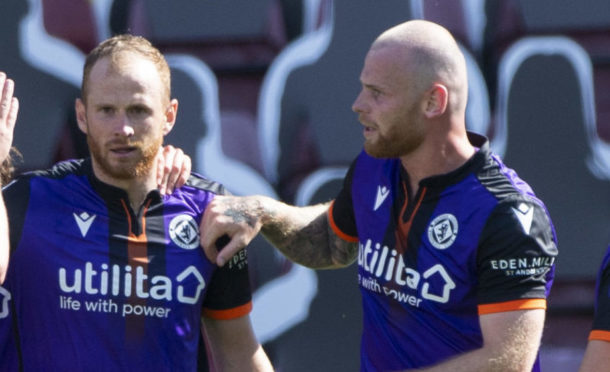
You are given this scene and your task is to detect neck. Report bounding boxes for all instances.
[400,129,474,193]
[91,163,157,210]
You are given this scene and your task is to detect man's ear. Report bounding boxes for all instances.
[75,98,88,134]
[423,83,448,119]
[163,99,179,135]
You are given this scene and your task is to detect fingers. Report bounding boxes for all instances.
[157,146,172,194]
[0,73,16,126]
[156,151,165,194]
[200,198,223,262]
[216,237,246,267]
[201,231,247,267]
[177,155,191,189]
[199,195,252,267]
[165,147,184,193]
[202,239,219,265]
[0,73,17,163]
[8,97,18,131]
[157,146,192,195]
[0,73,7,118]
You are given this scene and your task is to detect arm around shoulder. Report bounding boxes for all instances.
[259,198,358,269]
[201,195,358,269]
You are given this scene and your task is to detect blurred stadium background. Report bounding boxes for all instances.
[2,0,610,370]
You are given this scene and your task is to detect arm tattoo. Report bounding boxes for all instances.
[260,203,358,269]
[224,207,258,228]
[222,197,266,229]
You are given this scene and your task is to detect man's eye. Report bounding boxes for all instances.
[129,106,149,115]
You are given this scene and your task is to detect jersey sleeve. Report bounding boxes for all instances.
[329,160,358,242]
[201,246,252,320]
[2,177,31,254]
[589,247,610,341]
[476,199,558,315]
[200,186,253,320]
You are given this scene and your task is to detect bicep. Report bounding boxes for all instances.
[479,309,545,370]
[580,340,610,372]
[203,315,258,352]
[203,315,270,371]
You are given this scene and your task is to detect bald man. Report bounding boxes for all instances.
[200,20,558,371]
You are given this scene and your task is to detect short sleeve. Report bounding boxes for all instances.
[3,177,30,254]
[476,199,558,314]
[590,247,610,341]
[201,247,252,320]
[200,188,252,320]
[329,160,358,242]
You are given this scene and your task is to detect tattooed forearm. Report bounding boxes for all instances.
[329,230,359,267]
[223,198,262,229]
[266,211,332,268]
[215,195,357,269]
[257,200,357,269]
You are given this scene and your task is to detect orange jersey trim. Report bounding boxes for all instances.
[478,298,546,315]
[328,201,359,243]
[202,301,253,320]
[589,330,610,342]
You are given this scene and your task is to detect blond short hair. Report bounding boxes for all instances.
[81,34,171,103]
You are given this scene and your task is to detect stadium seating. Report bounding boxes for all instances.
[258,0,412,200]
[5,0,610,369]
[484,0,610,141]
[41,0,101,53]
[262,165,363,372]
[416,0,487,56]
[3,0,81,171]
[492,36,610,280]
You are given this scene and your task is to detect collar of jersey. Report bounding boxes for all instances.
[83,158,162,208]
[411,131,490,189]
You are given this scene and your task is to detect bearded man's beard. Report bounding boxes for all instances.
[87,135,161,179]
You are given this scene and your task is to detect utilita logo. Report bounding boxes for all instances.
[358,239,456,304]
[58,262,205,305]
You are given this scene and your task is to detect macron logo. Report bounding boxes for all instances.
[512,203,533,235]
[74,211,96,237]
[374,185,390,211]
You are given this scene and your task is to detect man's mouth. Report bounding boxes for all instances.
[110,145,138,155]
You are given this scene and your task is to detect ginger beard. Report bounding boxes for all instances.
[78,52,171,182]
[87,130,162,180]
[362,102,425,159]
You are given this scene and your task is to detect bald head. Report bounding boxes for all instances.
[372,20,468,113]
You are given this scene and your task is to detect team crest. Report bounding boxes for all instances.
[427,213,458,250]
[169,215,200,250]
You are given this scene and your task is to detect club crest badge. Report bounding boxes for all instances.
[427,213,458,250]
[169,215,200,250]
